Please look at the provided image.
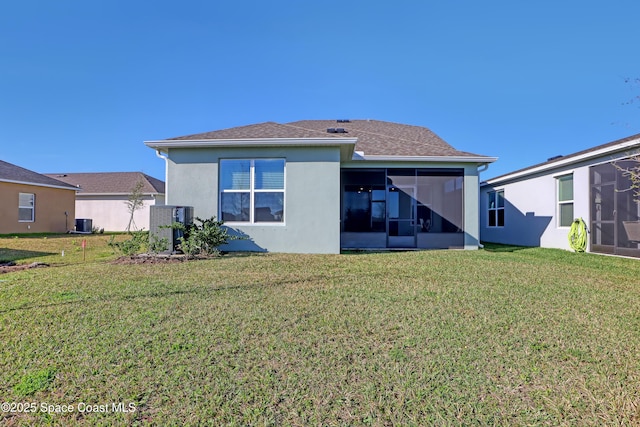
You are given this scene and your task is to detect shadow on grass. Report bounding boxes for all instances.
[341,249,429,255]
[0,233,63,238]
[0,274,332,314]
[0,248,56,263]
[219,252,268,259]
[481,242,533,253]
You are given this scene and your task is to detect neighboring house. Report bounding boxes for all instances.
[45,172,165,232]
[145,120,496,254]
[480,134,640,258]
[0,160,77,234]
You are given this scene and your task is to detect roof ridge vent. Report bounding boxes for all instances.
[547,155,563,161]
[337,119,351,123]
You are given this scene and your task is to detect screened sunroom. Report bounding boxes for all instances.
[590,159,640,258]
[340,168,465,249]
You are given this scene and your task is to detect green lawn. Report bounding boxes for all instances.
[1,235,639,426]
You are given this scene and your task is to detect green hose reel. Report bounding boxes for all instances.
[568,218,587,252]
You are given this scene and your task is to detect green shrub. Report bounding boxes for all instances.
[108,230,149,256]
[148,234,170,254]
[173,217,241,257]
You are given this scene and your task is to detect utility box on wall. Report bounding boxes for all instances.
[149,206,194,253]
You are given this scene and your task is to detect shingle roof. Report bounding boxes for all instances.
[167,121,335,140]
[288,119,481,157]
[43,172,165,195]
[165,119,488,158]
[0,160,77,190]
[485,132,640,183]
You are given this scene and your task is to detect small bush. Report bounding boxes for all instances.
[108,230,149,256]
[173,217,241,257]
[149,234,170,254]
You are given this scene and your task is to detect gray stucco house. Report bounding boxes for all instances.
[480,133,640,258]
[145,120,496,254]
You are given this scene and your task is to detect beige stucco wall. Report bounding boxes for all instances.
[0,182,76,234]
[75,195,165,232]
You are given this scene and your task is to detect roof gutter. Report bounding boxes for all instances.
[352,154,498,164]
[144,137,496,165]
[484,137,640,185]
[75,192,163,197]
[477,163,490,173]
[0,178,79,192]
[145,137,358,163]
[144,137,357,150]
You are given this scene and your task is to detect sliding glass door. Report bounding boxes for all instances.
[387,185,416,248]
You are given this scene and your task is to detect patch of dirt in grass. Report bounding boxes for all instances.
[0,262,49,274]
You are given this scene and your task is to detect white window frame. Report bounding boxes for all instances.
[219,159,285,224]
[18,193,35,222]
[557,173,574,228]
[487,189,504,227]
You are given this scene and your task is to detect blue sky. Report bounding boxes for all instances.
[2,1,639,180]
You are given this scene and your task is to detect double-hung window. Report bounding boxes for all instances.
[18,193,35,222]
[488,190,504,227]
[557,174,574,227]
[220,159,285,223]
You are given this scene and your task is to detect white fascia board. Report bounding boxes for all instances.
[485,138,640,185]
[353,154,498,164]
[144,137,357,150]
[145,137,357,162]
[0,179,79,192]
[76,192,163,197]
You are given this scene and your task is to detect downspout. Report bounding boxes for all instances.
[477,162,490,249]
[155,149,169,203]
